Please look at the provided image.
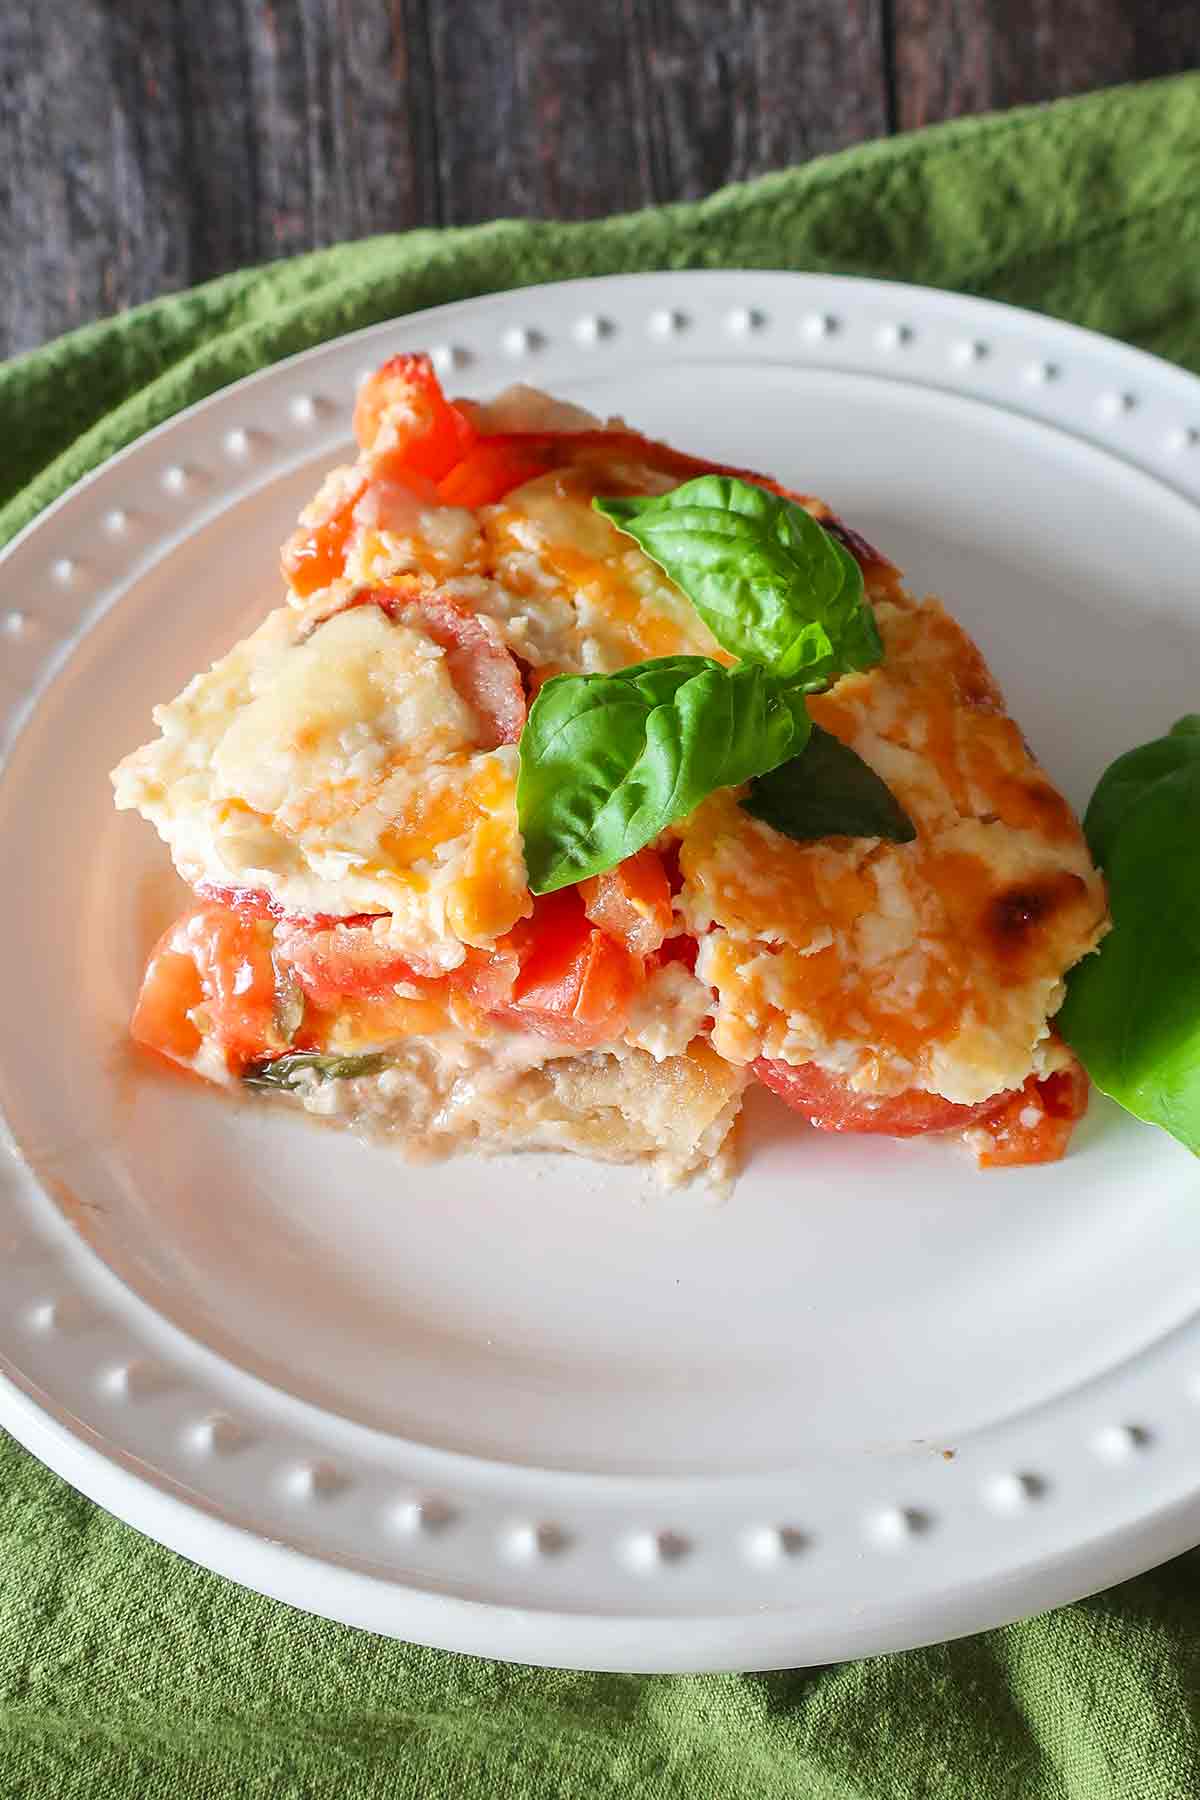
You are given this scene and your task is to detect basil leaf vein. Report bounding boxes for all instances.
[594,476,882,685]
[742,725,917,845]
[1058,716,1200,1156]
[244,1051,386,1092]
[517,656,811,893]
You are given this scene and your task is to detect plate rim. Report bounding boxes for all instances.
[3,267,1200,1672]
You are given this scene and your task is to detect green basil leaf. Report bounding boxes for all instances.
[1082,714,1200,868]
[742,725,917,845]
[1058,753,1200,1155]
[594,476,882,685]
[517,656,811,893]
[243,1051,386,1092]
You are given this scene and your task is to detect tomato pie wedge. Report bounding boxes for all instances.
[112,354,1108,1183]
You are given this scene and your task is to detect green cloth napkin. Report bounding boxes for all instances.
[3,72,1200,1799]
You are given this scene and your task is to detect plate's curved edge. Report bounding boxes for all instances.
[2,268,1197,577]
[2,269,1200,1671]
[7,1366,1200,1673]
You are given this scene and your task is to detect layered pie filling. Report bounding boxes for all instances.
[112,355,1108,1183]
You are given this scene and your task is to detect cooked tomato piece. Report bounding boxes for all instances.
[754,1058,1009,1137]
[654,934,699,974]
[580,848,673,956]
[353,354,476,484]
[132,904,281,1071]
[455,890,642,1049]
[972,1059,1089,1167]
[280,472,367,597]
[313,581,526,749]
[436,439,551,508]
[448,942,523,1017]
[273,919,440,1009]
[503,892,641,1048]
[130,933,205,1064]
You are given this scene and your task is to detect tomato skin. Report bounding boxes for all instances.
[132,905,282,1071]
[131,938,205,1064]
[972,1060,1088,1167]
[435,439,551,508]
[280,473,367,597]
[456,890,643,1049]
[754,1058,1009,1138]
[353,354,476,484]
[580,849,673,956]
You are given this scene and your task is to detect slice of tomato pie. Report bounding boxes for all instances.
[112,354,1108,1182]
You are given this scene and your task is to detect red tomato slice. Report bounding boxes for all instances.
[754,1058,1009,1138]
[436,439,552,508]
[273,920,439,1009]
[280,472,367,597]
[353,354,476,484]
[312,582,525,749]
[132,904,281,1071]
[457,890,643,1049]
[972,1060,1089,1167]
[580,848,673,956]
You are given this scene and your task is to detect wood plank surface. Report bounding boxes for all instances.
[892,0,1198,129]
[0,0,1193,358]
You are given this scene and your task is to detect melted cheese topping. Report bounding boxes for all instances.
[482,469,728,673]
[678,599,1107,1103]
[113,600,528,966]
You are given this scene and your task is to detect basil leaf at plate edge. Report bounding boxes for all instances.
[743,725,917,846]
[517,656,811,894]
[595,476,882,686]
[1058,715,1200,1157]
[1058,753,1200,1155]
[1081,713,1200,868]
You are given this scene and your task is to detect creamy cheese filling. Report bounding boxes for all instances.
[113,600,529,962]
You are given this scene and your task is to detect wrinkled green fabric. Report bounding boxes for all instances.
[3,73,1200,1799]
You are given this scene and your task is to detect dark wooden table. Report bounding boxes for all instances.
[2,1,1196,359]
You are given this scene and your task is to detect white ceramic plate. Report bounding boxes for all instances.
[3,272,1200,1674]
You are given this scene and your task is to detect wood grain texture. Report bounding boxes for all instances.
[0,0,1193,357]
[893,0,1199,129]
[427,0,887,224]
[428,2,652,222]
[630,0,888,202]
